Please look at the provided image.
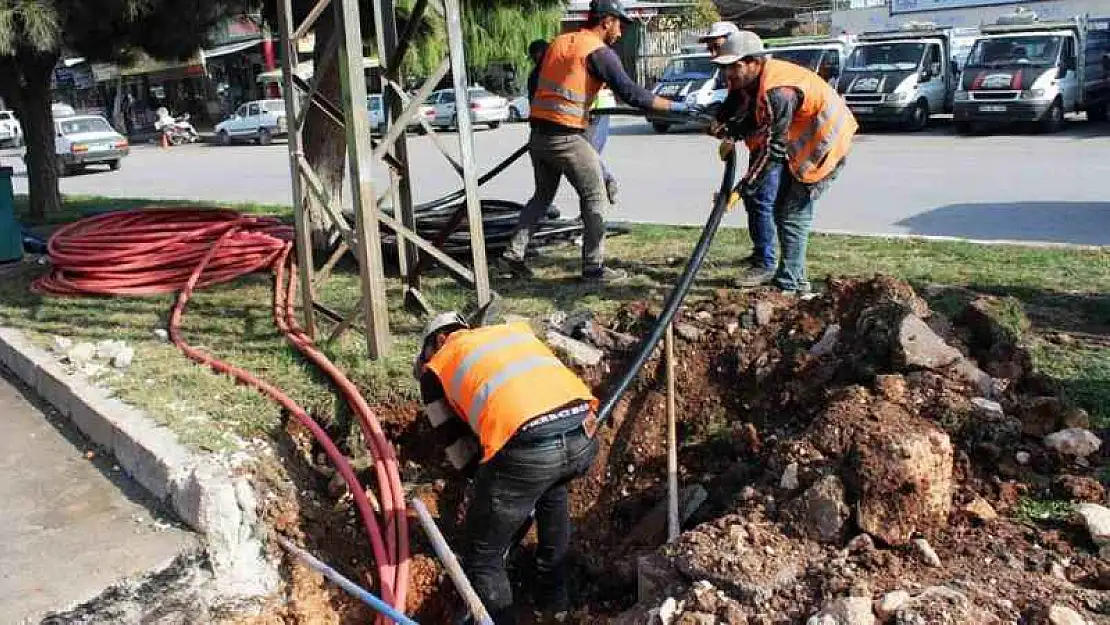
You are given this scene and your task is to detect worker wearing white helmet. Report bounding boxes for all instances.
[413,311,600,624]
[698,21,741,57]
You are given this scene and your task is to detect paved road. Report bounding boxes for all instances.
[0,367,195,623]
[9,118,1110,245]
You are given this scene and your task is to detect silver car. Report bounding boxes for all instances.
[53,115,129,176]
[428,87,509,130]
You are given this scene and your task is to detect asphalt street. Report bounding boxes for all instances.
[8,117,1110,246]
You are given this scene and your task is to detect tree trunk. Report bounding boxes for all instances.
[17,52,62,223]
[302,9,347,253]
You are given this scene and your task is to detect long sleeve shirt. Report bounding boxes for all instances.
[531,45,661,135]
[716,86,801,191]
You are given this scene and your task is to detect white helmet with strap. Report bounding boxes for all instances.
[413,311,469,378]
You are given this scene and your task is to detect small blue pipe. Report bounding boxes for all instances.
[276,536,419,625]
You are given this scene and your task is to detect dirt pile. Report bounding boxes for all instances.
[561,276,1110,624]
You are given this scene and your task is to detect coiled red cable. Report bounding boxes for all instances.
[33,209,410,621]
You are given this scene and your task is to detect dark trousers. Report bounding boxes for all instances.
[464,425,599,625]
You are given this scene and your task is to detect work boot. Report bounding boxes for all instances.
[740,253,761,267]
[498,253,534,279]
[605,177,619,205]
[581,266,629,285]
[733,267,775,288]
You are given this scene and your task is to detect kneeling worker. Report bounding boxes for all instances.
[503,0,694,284]
[414,312,600,624]
[712,32,857,293]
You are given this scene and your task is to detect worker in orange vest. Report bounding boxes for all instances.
[711,31,857,293]
[414,312,600,624]
[502,0,694,285]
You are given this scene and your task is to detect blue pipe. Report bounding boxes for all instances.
[276,536,419,625]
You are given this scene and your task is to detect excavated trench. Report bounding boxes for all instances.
[241,276,1110,624]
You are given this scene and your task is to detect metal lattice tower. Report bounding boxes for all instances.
[276,0,492,359]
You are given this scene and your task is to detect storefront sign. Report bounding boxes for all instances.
[891,0,1046,14]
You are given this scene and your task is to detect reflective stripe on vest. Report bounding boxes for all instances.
[424,323,598,461]
[531,30,606,129]
[753,58,857,184]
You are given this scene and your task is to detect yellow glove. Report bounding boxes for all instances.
[718,139,734,161]
[712,189,742,211]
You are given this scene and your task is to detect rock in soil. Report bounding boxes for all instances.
[782,474,849,544]
[874,590,910,622]
[894,586,1001,624]
[964,496,998,523]
[1020,396,1071,437]
[1044,428,1103,459]
[546,330,604,367]
[1076,504,1110,551]
[780,463,800,490]
[806,596,875,625]
[1047,604,1088,625]
[911,537,941,568]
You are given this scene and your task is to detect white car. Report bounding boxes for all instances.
[0,111,22,148]
[52,115,129,176]
[214,99,288,145]
[369,93,434,134]
[427,87,509,130]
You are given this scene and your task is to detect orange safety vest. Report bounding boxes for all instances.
[746,58,857,184]
[424,323,598,462]
[531,30,606,129]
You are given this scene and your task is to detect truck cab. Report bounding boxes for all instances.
[765,36,854,88]
[839,24,955,131]
[648,50,722,133]
[954,11,1110,133]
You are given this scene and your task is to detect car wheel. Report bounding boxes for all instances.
[488,121,501,130]
[258,128,273,145]
[218,130,231,146]
[907,100,929,131]
[1040,100,1064,133]
[170,132,187,146]
[450,114,458,131]
[953,120,974,136]
[108,159,121,171]
[508,107,522,122]
[652,122,670,134]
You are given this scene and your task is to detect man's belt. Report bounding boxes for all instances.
[514,402,598,442]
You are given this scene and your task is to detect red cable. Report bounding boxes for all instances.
[33,209,410,618]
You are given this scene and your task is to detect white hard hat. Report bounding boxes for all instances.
[698,21,741,43]
[413,311,468,378]
[711,31,766,65]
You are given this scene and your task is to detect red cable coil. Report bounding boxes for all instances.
[33,209,410,620]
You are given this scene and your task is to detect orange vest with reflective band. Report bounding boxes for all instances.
[748,58,857,183]
[425,323,598,462]
[531,30,606,129]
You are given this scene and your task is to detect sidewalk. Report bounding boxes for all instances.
[0,366,196,623]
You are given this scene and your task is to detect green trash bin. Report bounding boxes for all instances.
[0,167,21,263]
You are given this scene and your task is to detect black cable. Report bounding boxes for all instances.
[596,148,738,425]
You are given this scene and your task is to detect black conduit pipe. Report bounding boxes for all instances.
[596,148,738,425]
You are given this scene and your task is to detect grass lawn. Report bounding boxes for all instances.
[2,195,1107,453]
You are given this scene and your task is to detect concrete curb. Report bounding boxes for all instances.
[0,326,279,604]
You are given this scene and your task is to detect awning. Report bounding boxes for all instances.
[256,57,380,82]
[202,38,262,60]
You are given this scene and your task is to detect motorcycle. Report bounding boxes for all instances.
[155,110,200,146]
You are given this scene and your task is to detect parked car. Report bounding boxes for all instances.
[427,87,509,129]
[508,95,529,122]
[214,99,288,145]
[0,110,22,148]
[51,114,129,176]
[369,93,434,134]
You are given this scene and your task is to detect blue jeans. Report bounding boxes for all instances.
[741,161,782,271]
[464,418,599,624]
[771,171,816,292]
[586,114,614,184]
